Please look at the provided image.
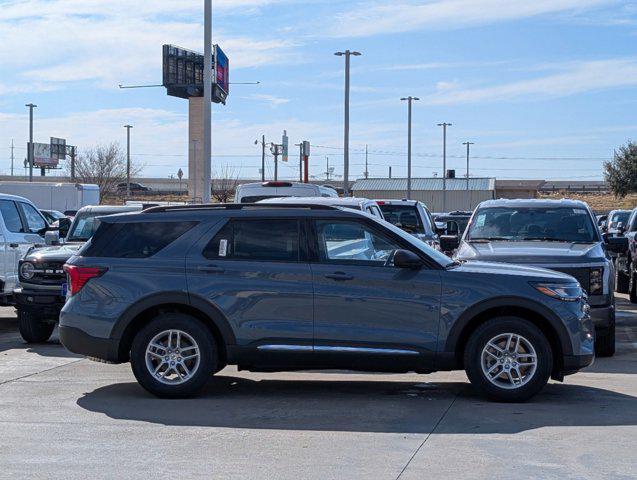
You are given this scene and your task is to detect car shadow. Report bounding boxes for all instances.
[0,325,79,359]
[76,376,637,434]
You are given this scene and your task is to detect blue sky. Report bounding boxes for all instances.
[1,0,637,181]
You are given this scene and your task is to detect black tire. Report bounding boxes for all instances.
[18,309,55,343]
[595,323,616,357]
[464,317,552,402]
[130,313,218,398]
[616,264,630,294]
[629,263,637,304]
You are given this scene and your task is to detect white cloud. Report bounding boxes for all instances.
[244,94,291,106]
[422,58,637,105]
[330,0,613,38]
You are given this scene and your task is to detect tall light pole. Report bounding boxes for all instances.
[124,125,133,197]
[463,141,474,210]
[255,135,266,181]
[203,0,212,203]
[25,103,37,182]
[334,50,361,197]
[437,122,452,211]
[401,96,419,199]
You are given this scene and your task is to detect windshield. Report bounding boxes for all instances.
[67,211,119,242]
[379,204,423,233]
[609,211,630,228]
[467,206,599,243]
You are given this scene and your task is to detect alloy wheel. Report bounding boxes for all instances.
[145,329,201,385]
[481,333,537,390]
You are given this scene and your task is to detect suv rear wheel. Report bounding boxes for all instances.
[464,317,552,402]
[130,313,218,398]
[18,309,55,343]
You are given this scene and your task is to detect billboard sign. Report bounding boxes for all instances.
[32,142,59,168]
[50,137,66,160]
[162,44,229,104]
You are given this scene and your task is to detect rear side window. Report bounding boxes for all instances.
[204,219,300,262]
[83,221,197,258]
[0,200,24,233]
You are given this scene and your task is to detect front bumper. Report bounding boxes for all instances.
[589,303,615,330]
[561,353,595,376]
[13,285,66,320]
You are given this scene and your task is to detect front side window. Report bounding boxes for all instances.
[0,200,24,233]
[315,220,401,266]
[19,202,47,233]
[466,206,598,243]
[204,219,300,262]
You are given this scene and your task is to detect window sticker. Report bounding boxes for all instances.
[219,239,228,257]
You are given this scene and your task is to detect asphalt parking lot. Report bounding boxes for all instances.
[0,296,636,480]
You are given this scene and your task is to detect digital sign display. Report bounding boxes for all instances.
[162,44,229,104]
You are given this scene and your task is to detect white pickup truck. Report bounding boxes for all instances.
[0,193,50,305]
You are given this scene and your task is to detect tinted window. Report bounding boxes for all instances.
[19,202,47,233]
[0,200,23,233]
[204,219,300,262]
[83,221,197,258]
[316,220,401,265]
[239,195,281,203]
[467,206,598,243]
[378,204,423,233]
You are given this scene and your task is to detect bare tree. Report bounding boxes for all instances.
[67,143,141,201]
[212,166,239,203]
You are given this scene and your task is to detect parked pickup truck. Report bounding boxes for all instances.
[14,204,142,343]
[615,207,637,303]
[455,199,627,357]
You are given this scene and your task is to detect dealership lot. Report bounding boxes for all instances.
[0,296,635,480]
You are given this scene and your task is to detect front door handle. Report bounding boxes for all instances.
[9,243,19,248]
[324,272,353,281]
[197,265,225,274]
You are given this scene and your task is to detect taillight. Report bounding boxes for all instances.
[63,265,107,296]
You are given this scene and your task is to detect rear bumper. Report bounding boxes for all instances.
[59,325,120,363]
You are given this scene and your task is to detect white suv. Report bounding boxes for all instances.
[0,193,49,304]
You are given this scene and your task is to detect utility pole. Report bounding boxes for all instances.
[10,140,14,177]
[297,143,303,182]
[389,166,392,179]
[255,136,266,181]
[326,156,330,181]
[25,103,37,182]
[203,0,212,203]
[124,125,133,197]
[270,143,281,181]
[401,96,419,199]
[334,50,361,197]
[364,144,369,178]
[437,122,452,212]
[463,141,474,210]
[70,146,76,181]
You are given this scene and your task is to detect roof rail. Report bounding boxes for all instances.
[143,203,342,214]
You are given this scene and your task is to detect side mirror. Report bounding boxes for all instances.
[58,217,71,238]
[617,222,626,235]
[44,230,60,246]
[605,235,628,254]
[393,249,424,269]
[440,234,460,252]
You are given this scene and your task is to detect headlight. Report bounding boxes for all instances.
[532,282,582,302]
[589,267,603,295]
[20,262,35,280]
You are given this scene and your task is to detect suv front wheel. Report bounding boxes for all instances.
[130,313,218,398]
[464,317,552,402]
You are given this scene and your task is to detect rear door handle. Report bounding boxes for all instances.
[324,272,353,281]
[9,243,19,248]
[197,265,225,274]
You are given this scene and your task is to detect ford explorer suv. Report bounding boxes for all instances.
[14,205,142,343]
[456,199,624,357]
[59,203,594,402]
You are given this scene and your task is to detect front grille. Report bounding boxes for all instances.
[551,267,590,293]
[28,262,66,285]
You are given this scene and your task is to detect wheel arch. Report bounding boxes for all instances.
[112,292,236,363]
[445,296,571,374]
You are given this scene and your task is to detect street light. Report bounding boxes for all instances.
[124,125,133,197]
[401,96,419,199]
[334,50,361,197]
[437,122,452,211]
[203,0,212,204]
[25,103,37,182]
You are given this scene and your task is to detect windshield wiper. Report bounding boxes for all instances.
[468,236,510,242]
[520,237,566,242]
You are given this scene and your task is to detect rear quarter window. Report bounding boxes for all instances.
[82,221,197,258]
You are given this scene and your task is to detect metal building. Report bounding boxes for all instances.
[352,177,496,212]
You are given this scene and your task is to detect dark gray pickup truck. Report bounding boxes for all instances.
[455,198,626,357]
